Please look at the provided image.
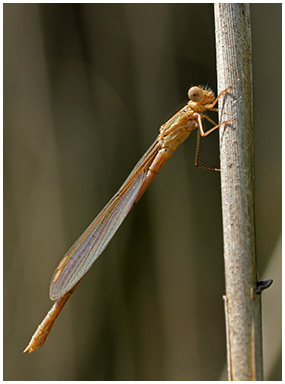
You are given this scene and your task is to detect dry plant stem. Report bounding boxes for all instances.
[214,4,263,381]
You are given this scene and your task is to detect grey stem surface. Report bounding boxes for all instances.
[214,4,263,381]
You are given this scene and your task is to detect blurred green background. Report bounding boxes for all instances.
[4,4,281,381]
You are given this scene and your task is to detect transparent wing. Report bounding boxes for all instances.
[50,140,158,300]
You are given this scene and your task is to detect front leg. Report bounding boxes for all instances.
[196,113,228,137]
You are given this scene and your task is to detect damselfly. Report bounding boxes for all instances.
[24,85,230,353]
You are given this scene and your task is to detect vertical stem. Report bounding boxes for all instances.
[214,4,263,380]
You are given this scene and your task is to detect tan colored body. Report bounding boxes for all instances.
[24,86,229,353]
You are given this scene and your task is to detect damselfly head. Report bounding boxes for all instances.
[188,86,215,106]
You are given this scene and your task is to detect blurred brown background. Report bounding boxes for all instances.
[4,4,281,381]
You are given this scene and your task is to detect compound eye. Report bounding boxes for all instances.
[188,86,202,102]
